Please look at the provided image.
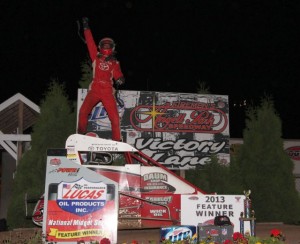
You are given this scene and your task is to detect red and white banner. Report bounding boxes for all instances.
[43,153,118,243]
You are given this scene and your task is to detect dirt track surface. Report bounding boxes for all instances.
[118,223,300,244]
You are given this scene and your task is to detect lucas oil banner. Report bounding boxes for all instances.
[43,149,118,244]
[77,90,230,169]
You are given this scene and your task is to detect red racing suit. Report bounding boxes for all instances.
[78,29,124,141]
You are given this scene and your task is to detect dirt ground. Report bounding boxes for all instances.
[117,223,300,244]
[255,223,300,244]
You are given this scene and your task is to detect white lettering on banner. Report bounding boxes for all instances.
[48,219,73,226]
[145,196,172,205]
[76,208,88,213]
[150,209,167,216]
[135,138,225,167]
[135,138,226,167]
[143,173,167,181]
[94,220,102,226]
[135,138,226,153]
[71,201,104,207]
[150,152,210,166]
[73,220,93,226]
[48,219,97,227]
[164,156,210,167]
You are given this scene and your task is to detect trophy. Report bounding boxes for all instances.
[240,190,256,236]
[243,190,252,218]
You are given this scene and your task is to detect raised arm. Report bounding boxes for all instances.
[82,17,97,61]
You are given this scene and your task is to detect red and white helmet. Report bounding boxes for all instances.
[98,37,115,56]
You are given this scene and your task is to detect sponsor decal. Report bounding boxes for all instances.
[209,228,219,236]
[99,62,109,71]
[66,153,77,159]
[160,226,197,243]
[142,182,175,192]
[56,179,107,216]
[32,195,44,226]
[188,196,199,201]
[88,98,125,130]
[128,131,137,137]
[50,158,61,166]
[66,146,75,151]
[235,196,242,202]
[87,146,118,151]
[66,147,77,160]
[142,172,175,193]
[143,172,167,182]
[149,209,167,216]
[286,146,300,161]
[57,168,80,173]
[145,196,172,205]
[48,168,80,176]
[221,227,228,235]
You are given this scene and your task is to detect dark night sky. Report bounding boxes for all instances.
[1,0,299,138]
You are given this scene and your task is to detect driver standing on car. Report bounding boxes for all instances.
[77,17,125,141]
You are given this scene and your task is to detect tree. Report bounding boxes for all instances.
[186,156,233,194]
[237,97,300,223]
[197,81,210,94]
[7,81,76,228]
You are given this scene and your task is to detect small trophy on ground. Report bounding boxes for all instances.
[240,190,256,236]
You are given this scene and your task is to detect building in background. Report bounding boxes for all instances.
[0,94,40,219]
